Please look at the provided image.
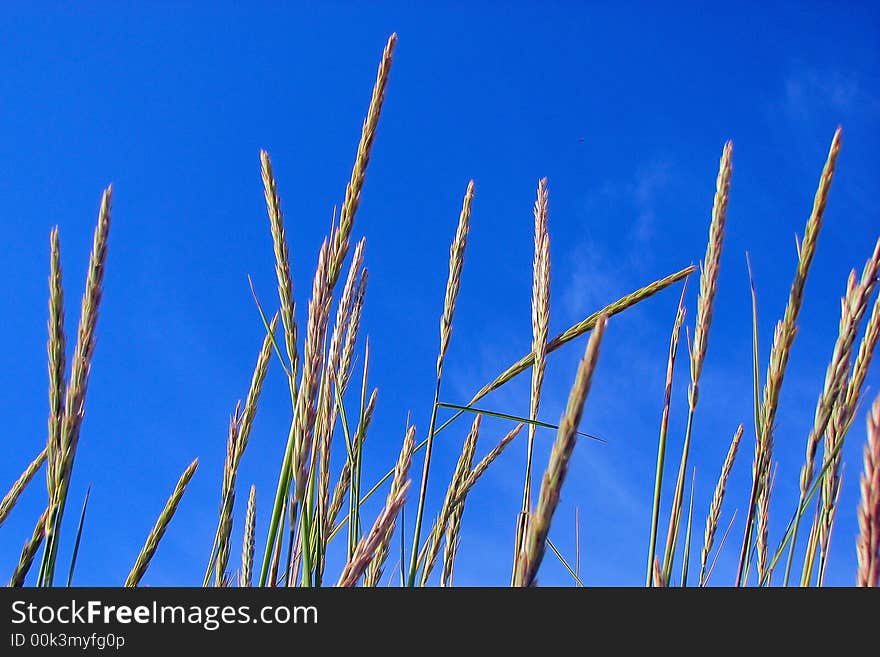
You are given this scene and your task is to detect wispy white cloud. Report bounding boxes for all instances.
[778,68,879,120]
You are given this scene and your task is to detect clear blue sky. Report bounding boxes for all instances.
[1,2,878,586]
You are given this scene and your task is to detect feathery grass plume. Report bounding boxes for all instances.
[515,316,607,587]
[420,415,481,585]
[282,241,333,587]
[738,127,842,586]
[662,141,733,583]
[818,469,844,586]
[337,481,410,587]
[857,397,880,587]
[10,508,49,587]
[260,150,298,386]
[442,488,467,587]
[0,448,47,528]
[438,182,474,374]
[646,284,687,586]
[523,177,551,508]
[211,405,243,587]
[207,316,276,586]
[408,180,475,586]
[125,458,198,587]
[338,269,368,393]
[240,486,257,587]
[699,424,743,586]
[318,241,365,533]
[784,240,880,584]
[814,255,880,577]
[440,424,480,587]
[40,186,112,587]
[756,463,778,584]
[293,241,332,504]
[365,424,416,587]
[45,228,66,503]
[515,178,551,582]
[329,33,396,285]
[263,36,395,588]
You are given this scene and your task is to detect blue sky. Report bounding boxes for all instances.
[1,2,878,586]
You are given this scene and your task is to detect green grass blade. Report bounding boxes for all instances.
[437,402,605,443]
[547,537,585,587]
[680,468,696,587]
[66,485,90,587]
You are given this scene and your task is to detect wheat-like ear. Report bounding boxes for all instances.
[292,240,332,506]
[739,127,842,586]
[661,141,732,583]
[125,458,198,587]
[699,424,743,585]
[782,240,880,584]
[364,424,416,587]
[329,33,397,285]
[813,240,880,577]
[9,509,50,587]
[40,186,112,587]
[515,178,551,581]
[208,316,277,586]
[515,316,607,587]
[46,227,66,502]
[318,240,366,533]
[240,485,257,588]
[420,415,481,585]
[337,481,410,587]
[0,448,48,529]
[260,150,299,384]
[408,180,475,586]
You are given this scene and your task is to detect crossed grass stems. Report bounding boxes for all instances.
[3,33,879,588]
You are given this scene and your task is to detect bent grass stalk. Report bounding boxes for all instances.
[515,316,607,587]
[0,448,48,528]
[10,508,49,587]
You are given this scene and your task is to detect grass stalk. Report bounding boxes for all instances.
[125,459,198,587]
[515,316,607,587]
[408,181,474,586]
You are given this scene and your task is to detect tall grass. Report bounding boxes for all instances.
[3,36,878,588]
